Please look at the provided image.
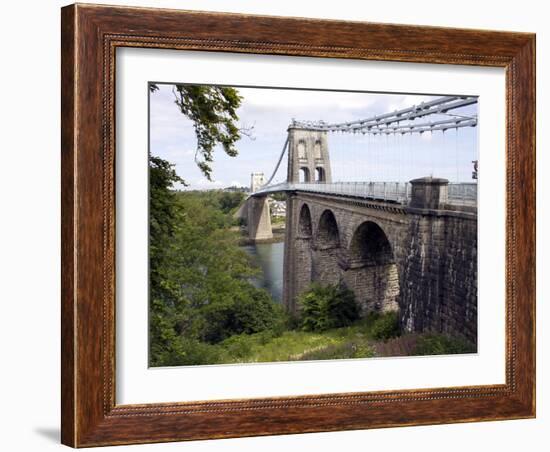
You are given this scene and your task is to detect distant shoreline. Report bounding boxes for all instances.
[238,225,286,246]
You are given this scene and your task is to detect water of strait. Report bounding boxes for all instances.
[241,241,285,303]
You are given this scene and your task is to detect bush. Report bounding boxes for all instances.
[298,283,360,332]
[285,312,302,331]
[413,334,477,356]
[370,311,401,341]
[199,287,286,343]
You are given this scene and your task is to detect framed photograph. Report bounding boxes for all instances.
[61,4,535,447]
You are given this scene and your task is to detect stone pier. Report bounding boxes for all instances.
[246,195,273,241]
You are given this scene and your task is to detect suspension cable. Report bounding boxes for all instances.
[262,134,290,187]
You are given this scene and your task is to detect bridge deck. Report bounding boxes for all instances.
[252,181,477,207]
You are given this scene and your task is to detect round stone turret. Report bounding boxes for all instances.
[409,176,449,209]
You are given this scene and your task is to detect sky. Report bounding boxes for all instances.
[149,84,478,190]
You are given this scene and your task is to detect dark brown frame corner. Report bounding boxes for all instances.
[61,3,536,447]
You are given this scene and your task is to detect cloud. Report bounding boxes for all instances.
[239,87,379,111]
[155,146,195,161]
[150,84,477,187]
[420,132,433,141]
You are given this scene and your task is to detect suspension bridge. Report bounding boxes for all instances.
[252,95,478,201]
[240,95,478,342]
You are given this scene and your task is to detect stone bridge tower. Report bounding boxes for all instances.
[287,127,332,184]
[250,172,266,193]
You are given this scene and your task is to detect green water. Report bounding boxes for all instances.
[242,241,285,303]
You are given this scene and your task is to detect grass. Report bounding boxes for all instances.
[212,315,396,364]
[220,329,349,363]
[172,313,476,365]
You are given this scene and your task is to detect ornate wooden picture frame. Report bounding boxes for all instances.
[61,3,535,447]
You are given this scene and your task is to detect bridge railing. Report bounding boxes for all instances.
[254,181,477,207]
[295,182,411,203]
[447,183,478,206]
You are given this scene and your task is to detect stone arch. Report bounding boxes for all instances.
[343,221,400,313]
[315,210,340,248]
[348,221,394,265]
[298,203,313,237]
[294,204,314,300]
[299,167,310,183]
[312,210,343,286]
[314,140,322,159]
[297,140,307,159]
[315,167,326,182]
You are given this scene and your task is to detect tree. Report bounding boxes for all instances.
[199,286,285,344]
[148,156,190,366]
[148,159,282,365]
[148,84,269,366]
[149,156,185,304]
[218,191,246,214]
[298,284,360,332]
[150,83,249,181]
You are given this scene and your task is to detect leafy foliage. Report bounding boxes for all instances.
[217,191,246,214]
[298,283,360,332]
[148,156,281,366]
[199,286,286,344]
[149,156,185,304]
[151,83,250,183]
[369,311,401,341]
[171,84,245,180]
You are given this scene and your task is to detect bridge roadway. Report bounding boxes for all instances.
[252,181,477,207]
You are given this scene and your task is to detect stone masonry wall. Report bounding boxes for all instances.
[398,210,477,343]
[398,214,446,335]
[342,263,399,314]
[283,192,477,344]
[247,195,273,240]
[440,215,477,341]
[312,247,343,286]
